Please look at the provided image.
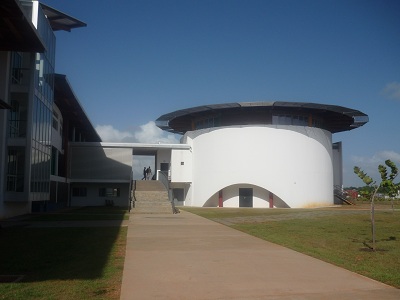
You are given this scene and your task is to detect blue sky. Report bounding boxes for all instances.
[43,0,400,186]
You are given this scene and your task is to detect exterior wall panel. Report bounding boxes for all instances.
[184,125,333,208]
[70,147,132,181]
[170,148,192,183]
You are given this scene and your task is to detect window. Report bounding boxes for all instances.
[9,100,20,137]
[194,116,220,130]
[52,111,58,130]
[72,187,87,197]
[11,52,22,84]
[9,100,27,138]
[51,146,57,175]
[59,119,63,135]
[6,147,25,192]
[272,114,312,127]
[99,187,120,197]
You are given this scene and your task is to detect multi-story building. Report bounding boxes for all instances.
[0,0,100,219]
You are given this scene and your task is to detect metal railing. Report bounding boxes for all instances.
[12,68,31,86]
[158,171,173,202]
[334,185,354,205]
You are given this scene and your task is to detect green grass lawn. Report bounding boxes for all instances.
[183,206,400,288]
[2,204,399,299]
[28,206,129,222]
[0,207,128,300]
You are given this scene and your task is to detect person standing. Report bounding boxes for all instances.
[146,166,152,180]
[142,167,147,180]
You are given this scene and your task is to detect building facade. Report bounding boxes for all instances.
[64,102,368,209]
[156,102,368,208]
[0,0,99,219]
[0,1,369,218]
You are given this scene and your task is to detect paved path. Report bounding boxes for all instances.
[120,211,400,299]
[0,219,128,228]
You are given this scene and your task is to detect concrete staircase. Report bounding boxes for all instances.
[133,180,173,214]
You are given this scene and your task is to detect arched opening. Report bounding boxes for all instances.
[203,184,289,208]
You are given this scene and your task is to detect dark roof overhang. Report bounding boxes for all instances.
[0,0,46,52]
[54,74,101,142]
[40,3,87,32]
[156,101,369,134]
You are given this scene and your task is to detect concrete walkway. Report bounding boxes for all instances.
[120,211,400,300]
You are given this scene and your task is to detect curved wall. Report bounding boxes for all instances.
[185,125,334,208]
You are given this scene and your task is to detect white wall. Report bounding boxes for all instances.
[170,149,192,182]
[70,146,132,181]
[69,146,132,207]
[70,182,130,207]
[182,125,334,208]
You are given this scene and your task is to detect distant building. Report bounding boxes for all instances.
[344,189,359,200]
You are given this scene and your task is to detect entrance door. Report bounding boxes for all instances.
[160,163,169,172]
[239,188,253,207]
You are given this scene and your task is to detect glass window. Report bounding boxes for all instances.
[9,100,19,137]
[6,147,25,192]
[194,116,220,130]
[11,52,22,84]
[52,111,58,130]
[72,187,87,197]
[51,147,57,175]
[99,187,120,197]
[273,114,309,126]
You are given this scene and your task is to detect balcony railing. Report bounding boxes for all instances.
[9,120,27,138]
[11,68,31,86]
[6,175,24,192]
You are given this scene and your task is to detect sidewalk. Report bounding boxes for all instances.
[120,211,400,300]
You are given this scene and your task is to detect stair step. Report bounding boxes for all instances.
[135,180,166,191]
[133,180,173,214]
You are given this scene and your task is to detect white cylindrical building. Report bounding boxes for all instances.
[156,101,368,208]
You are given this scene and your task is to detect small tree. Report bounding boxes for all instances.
[354,160,399,251]
[379,160,400,211]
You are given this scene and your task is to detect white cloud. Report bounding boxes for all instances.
[134,121,179,144]
[96,121,180,144]
[382,82,400,101]
[352,150,400,167]
[347,150,400,186]
[95,125,134,142]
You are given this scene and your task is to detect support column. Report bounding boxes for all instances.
[269,192,274,208]
[218,190,223,207]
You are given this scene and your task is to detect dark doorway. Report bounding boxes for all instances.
[239,188,253,207]
[160,163,169,172]
[173,188,184,201]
